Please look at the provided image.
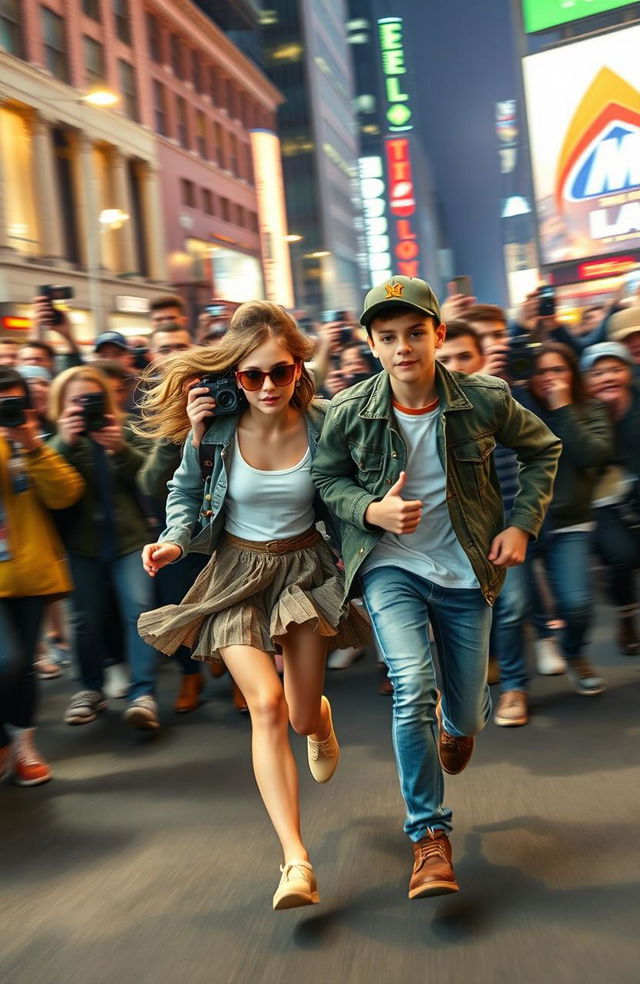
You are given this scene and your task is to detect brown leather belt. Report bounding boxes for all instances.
[225,528,320,555]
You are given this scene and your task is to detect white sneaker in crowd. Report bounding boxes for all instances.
[535,637,566,676]
[103,663,131,699]
[327,647,363,670]
[124,695,160,731]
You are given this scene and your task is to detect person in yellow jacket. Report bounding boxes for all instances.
[0,367,84,786]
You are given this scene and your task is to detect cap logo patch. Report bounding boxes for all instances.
[384,281,405,299]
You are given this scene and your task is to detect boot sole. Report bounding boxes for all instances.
[493,715,528,727]
[14,772,52,787]
[409,881,459,900]
[273,890,320,910]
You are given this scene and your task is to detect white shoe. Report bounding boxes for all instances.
[124,695,160,731]
[272,860,319,910]
[104,663,130,699]
[535,637,566,676]
[327,647,363,670]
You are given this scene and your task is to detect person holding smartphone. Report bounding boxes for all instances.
[0,367,84,786]
[135,301,368,911]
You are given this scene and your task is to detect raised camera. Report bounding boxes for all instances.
[196,374,241,415]
[0,396,27,428]
[77,391,107,433]
[38,285,74,326]
[507,337,541,381]
[538,285,556,318]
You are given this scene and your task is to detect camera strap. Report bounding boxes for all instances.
[198,442,216,481]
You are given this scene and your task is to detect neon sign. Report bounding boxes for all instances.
[378,17,412,132]
[386,137,420,278]
[359,156,392,283]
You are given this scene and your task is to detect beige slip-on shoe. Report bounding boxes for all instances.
[273,860,320,910]
[307,695,340,783]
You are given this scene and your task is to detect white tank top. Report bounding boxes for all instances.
[224,432,316,541]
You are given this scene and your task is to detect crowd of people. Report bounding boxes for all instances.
[1,274,639,908]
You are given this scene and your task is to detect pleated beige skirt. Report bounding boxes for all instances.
[138,529,370,664]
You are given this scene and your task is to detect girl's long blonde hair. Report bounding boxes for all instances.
[48,365,120,422]
[136,301,316,443]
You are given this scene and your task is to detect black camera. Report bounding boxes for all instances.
[0,396,27,428]
[38,285,74,326]
[506,336,541,381]
[195,374,241,415]
[77,392,107,433]
[538,285,556,318]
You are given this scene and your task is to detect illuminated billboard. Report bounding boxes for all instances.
[250,129,294,308]
[378,17,413,132]
[523,26,640,266]
[359,156,392,283]
[522,0,634,33]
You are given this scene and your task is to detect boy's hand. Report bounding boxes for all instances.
[365,471,422,535]
[488,527,529,567]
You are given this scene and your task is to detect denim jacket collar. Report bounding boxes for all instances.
[200,398,329,452]
[359,363,473,421]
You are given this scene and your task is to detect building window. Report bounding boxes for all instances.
[195,110,207,159]
[249,211,258,233]
[118,60,139,121]
[213,122,225,168]
[209,65,219,105]
[229,132,239,177]
[170,34,184,80]
[82,0,100,21]
[146,13,161,62]
[152,80,168,137]
[41,7,68,82]
[113,0,130,45]
[0,0,23,57]
[236,204,244,227]
[83,36,105,89]
[219,196,230,222]
[218,75,228,111]
[53,126,80,264]
[228,81,239,121]
[181,178,195,208]
[176,95,189,149]
[202,187,213,214]
[191,50,202,93]
[0,106,39,256]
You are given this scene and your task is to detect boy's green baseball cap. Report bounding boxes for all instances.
[360,275,441,328]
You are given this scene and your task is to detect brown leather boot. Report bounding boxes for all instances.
[209,660,227,679]
[409,830,459,899]
[436,695,474,775]
[174,673,204,714]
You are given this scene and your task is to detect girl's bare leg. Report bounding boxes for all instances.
[279,624,330,740]
[220,644,307,863]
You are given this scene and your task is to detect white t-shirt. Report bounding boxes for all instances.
[361,401,479,589]
[224,433,316,541]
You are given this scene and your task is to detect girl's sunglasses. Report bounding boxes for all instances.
[235,362,298,392]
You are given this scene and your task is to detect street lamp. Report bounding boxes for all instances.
[83,89,120,108]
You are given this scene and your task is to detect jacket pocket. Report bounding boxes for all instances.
[452,434,496,497]
[350,446,386,488]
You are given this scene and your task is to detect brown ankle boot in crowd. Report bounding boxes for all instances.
[618,615,640,656]
[174,673,204,714]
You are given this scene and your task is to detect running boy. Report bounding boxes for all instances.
[311,276,561,899]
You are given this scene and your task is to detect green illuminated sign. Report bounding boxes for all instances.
[378,17,412,132]
[522,0,634,33]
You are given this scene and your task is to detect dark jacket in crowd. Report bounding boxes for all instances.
[514,391,612,528]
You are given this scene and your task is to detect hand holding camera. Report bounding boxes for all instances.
[58,392,109,446]
[0,400,42,453]
[90,415,123,454]
[33,287,75,342]
[187,382,218,448]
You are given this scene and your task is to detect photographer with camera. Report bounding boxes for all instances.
[31,289,84,374]
[582,342,640,656]
[136,301,368,910]
[47,366,162,731]
[0,367,84,786]
[518,342,612,697]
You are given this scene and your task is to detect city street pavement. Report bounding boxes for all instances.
[1,603,639,984]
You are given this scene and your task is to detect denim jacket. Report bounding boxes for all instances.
[160,399,339,557]
[310,364,562,605]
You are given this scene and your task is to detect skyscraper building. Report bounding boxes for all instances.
[261,0,365,317]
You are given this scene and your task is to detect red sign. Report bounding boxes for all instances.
[1,317,31,331]
[385,137,422,278]
[578,256,638,280]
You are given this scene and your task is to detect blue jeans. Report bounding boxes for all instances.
[525,531,592,661]
[68,551,158,701]
[490,564,528,692]
[0,596,47,744]
[362,566,492,840]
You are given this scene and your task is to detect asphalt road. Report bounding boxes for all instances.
[1,606,639,984]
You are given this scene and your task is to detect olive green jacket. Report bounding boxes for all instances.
[310,364,562,604]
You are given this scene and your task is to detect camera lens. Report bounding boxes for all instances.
[216,389,236,409]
